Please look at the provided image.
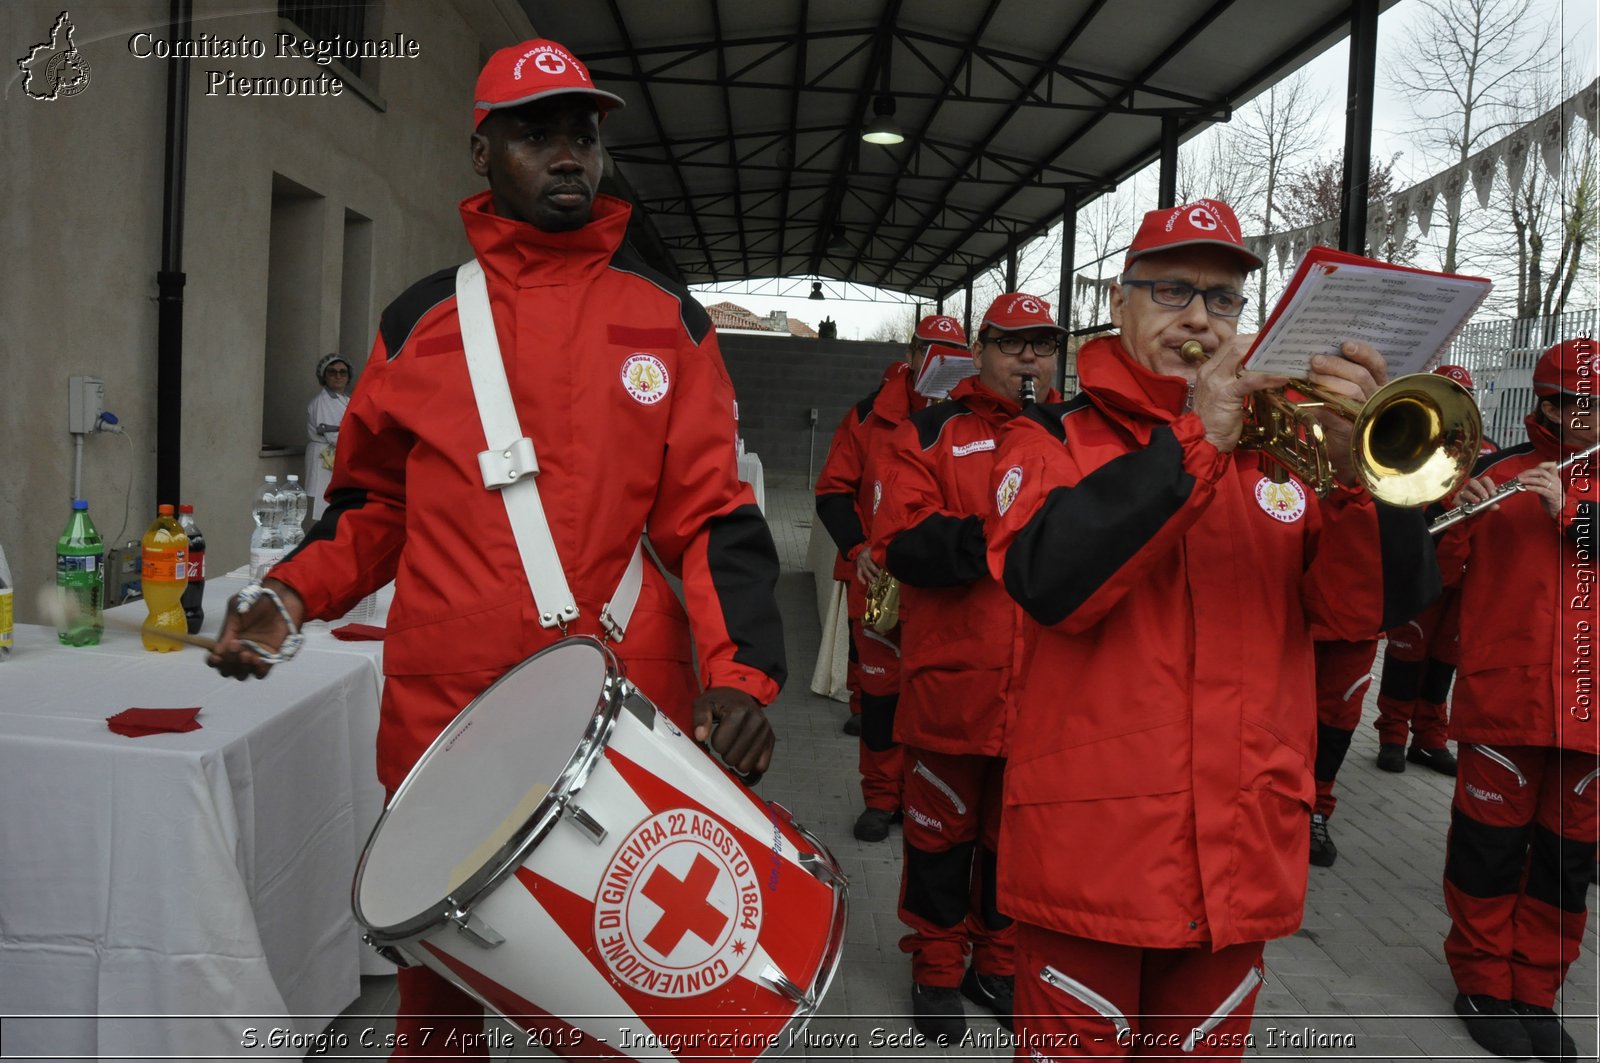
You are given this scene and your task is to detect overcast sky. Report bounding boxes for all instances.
[692,0,1598,341]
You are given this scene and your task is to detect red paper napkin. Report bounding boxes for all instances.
[331,623,386,641]
[107,707,202,738]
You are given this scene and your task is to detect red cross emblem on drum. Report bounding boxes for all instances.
[593,810,762,997]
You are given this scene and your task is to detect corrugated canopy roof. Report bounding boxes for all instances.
[522,0,1395,301]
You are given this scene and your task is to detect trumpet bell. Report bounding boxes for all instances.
[1353,374,1482,507]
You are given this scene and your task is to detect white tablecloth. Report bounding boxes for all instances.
[0,578,389,1061]
[737,450,765,513]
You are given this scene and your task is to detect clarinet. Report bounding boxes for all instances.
[1019,375,1037,409]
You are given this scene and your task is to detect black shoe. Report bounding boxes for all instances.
[842,715,862,736]
[853,807,895,842]
[911,982,967,1045]
[1376,743,1407,773]
[1454,993,1534,1059]
[1407,743,1458,776]
[1511,1001,1578,1061]
[960,968,1014,1030]
[1309,813,1338,867]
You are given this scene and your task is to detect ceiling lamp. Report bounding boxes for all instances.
[862,95,903,146]
[826,225,848,250]
[809,281,826,301]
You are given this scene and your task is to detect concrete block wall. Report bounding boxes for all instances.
[718,334,905,479]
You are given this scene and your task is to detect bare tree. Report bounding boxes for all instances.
[866,306,917,344]
[1496,129,1596,318]
[1176,125,1265,219]
[1228,72,1329,326]
[1385,0,1556,272]
[1279,151,1420,264]
[1070,188,1136,332]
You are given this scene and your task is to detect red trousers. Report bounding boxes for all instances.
[1312,638,1378,818]
[1010,925,1264,1059]
[1374,593,1458,749]
[897,748,1014,984]
[1444,743,1600,1007]
[852,617,904,811]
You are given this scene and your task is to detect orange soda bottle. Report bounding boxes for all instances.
[141,504,189,652]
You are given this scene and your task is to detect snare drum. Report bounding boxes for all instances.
[354,637,847,1061]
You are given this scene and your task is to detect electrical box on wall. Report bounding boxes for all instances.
[68,376,104,434]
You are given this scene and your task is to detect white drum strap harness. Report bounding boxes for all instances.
[456,259,644,639]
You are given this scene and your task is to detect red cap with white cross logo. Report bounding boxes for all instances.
[1124,199,1263,272]
[473,39,626,130]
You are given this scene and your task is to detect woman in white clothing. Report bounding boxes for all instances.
[305,353,352,519]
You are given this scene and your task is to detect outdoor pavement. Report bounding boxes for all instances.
[313,471,1598,1061]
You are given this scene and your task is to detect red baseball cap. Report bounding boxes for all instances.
[1532,337,1600,398]
[980,292,1065,334]
[915,314,968,345]
[1432,364,1474,390]
[1125,199,1262,272]
[473,39,626,130]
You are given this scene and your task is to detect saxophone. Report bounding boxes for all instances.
[863,568,900,633]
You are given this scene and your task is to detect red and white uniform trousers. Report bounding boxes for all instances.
[1312,638,1378,819]
[897,748,1013,986]
[1374,592,1459,750]
[1444,743,1600,1007]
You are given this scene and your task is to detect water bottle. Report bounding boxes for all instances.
[249,475,283,580]
[281,474,307,550]
[140,504,188,652]
[0,542,13,661]
[177,504,206,635]
[56,499,105,647]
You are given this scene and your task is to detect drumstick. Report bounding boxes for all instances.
[35,586,218,651]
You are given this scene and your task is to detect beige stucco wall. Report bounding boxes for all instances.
[1,0,535,623]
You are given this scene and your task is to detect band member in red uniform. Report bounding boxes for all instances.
[1373,364,1492,776]
[1436,338,1598,1062]
[816,315,967,841]
[871,293,1061,1042]
[1308,637,1379,866]
[207,40,785,1059]
[984,199,1438,1058]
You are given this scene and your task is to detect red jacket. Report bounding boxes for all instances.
[814,361,927,611]
[272,192,785,788]
[1435,415,1598,754]
[983,336,1437,949]
[872,377,1053,756]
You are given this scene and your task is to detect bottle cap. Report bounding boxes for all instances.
[72,499,88,511]
[158,504,175,515]
[265,475,279,482]
[287,474,300,482]
[179,504,194,513]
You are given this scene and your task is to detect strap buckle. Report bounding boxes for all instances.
[478,437,539,490]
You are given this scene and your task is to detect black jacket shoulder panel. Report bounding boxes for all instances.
[909,399,973,451]
[1020,395,1091,443]
[608,244,712,345]
[380,266,458,361]
[1474,441,1536,477]
[854,387,883,423]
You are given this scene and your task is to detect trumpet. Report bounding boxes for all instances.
[1179,340,1482,506]
[1428,441,1600,534]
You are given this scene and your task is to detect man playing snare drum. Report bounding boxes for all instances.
[208,38,785,1058]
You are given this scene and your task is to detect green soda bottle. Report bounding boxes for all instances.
[56,499,105,646]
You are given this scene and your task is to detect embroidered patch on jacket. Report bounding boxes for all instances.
[1255,478,1306,522]
[621,354,670,404]
[872,479,883,515]
[952,439,996,456]
[996,465,1023,515]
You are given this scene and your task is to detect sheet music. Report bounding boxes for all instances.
[1244,253,1491,378]
[914,347,979,398]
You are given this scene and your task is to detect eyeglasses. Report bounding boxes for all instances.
[982,333,1060,357]
[324,367,350,376]
[1120,278,1248,318]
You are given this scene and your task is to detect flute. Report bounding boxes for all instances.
[1428,441,1600,534]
